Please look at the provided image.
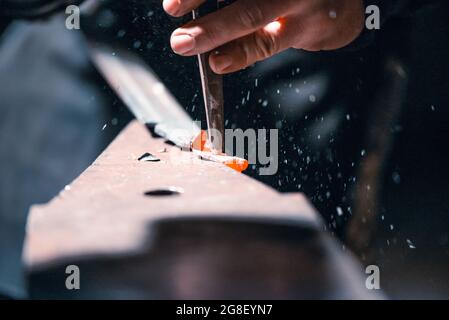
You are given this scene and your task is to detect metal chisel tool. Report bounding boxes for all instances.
[193,0,228,153]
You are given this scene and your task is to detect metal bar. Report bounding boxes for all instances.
[88,43,200,149]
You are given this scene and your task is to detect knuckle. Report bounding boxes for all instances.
[236,40,251,67]
[202,25,220,49]
[238,1,265,29]
[253,31,279,60]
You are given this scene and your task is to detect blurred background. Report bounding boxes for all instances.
[0,0,448,298]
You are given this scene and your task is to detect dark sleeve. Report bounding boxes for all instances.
[365,0,442,22]
[365,0,411,24]
[0,0,84,18]
[344,0,440,51]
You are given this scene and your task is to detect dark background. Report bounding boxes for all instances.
[0,0,448,298]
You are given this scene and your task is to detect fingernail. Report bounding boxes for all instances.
[210,53,233,73]
[162,0,180,16]
[171,34,195,55]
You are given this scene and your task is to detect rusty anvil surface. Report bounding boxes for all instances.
[25,121,376,299]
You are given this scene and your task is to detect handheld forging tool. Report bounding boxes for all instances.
[193,0,229,153]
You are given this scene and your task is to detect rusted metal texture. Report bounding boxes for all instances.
[25,121,377,299]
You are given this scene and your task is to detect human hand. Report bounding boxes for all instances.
[163,0,365,74]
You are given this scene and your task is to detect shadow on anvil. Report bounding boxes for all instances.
[28,218,376,299]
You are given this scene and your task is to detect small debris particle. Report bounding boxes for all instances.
[158,148,168,153]
[392,172,401,184]
[138,152,160,162]
[336,206,343,216]
[406,239,416,249]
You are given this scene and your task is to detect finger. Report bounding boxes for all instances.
[209,20,291,74]
[162,0,206,17]
[170,0,299,56]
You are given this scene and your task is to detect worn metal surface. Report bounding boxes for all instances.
[25,121,377,299]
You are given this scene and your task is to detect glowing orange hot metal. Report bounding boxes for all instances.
[191,131,249,173]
